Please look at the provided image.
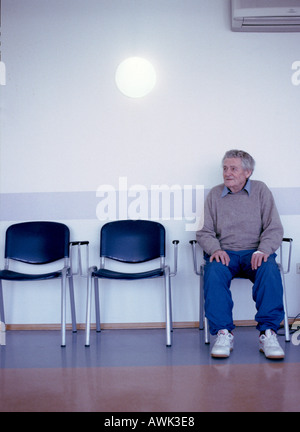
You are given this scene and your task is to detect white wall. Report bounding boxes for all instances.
[0,0,300,326]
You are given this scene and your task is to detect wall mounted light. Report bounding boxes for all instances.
[115,57,156,98]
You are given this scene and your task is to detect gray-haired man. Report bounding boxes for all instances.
[197,150,285,359]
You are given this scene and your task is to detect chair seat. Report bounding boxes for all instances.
[92,267,165,280]
[0,269,62,281]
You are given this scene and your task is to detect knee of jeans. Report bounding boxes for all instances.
[267,253,277,263]
[257,257,280,274]
[204,260,231,277]
[205,260,222,272]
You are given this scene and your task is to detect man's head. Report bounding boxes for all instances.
[222,150,255,193]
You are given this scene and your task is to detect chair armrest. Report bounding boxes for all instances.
[69,241,90,277]
[279,238,293,274]
[189,240,204,276]
[170,240,180,277]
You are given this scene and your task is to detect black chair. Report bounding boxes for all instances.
[190,238,293,343]
[85,220,179,347]
[0,221,77,347]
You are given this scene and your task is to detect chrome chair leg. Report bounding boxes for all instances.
[164,266,172,347]
[85,270,93,347]
[0,281,5,324]
[199,265,205,330]
[281,269,290,342]
[204,317,210,344]
[94,278,101,333]
[68,276,77,333]
[61,269,67,347]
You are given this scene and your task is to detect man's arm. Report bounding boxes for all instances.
[257,185,284,255]
[196,190,222,256]
[251,184,283,269]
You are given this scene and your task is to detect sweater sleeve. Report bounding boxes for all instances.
[196,189,221,255]
[257,185,283,255]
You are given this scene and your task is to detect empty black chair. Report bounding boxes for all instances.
[85,220,179,347]
[0,221,76,346]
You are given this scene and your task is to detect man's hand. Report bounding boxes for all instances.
[251,251,269,270]
[210,250,230,266]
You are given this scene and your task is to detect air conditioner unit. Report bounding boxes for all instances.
[231,0,300,32]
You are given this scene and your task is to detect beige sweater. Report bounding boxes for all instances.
[196,180,283,256]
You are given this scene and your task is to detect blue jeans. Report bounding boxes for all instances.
[203,250,284,335]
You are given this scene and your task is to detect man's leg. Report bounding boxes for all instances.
[242,253,284,333]
[204,253,238,335]
[253,256,284,333]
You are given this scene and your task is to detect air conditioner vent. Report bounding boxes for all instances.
[232,0,300,32]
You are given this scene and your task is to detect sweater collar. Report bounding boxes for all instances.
[221,179,251,197]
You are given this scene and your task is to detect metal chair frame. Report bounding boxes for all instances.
[190,238,293,343]
[0,221,77,347]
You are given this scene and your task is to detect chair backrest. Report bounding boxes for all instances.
[5,221,70,264]
[100,220,165,263]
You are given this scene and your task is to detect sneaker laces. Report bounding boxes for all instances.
[261,330,280,347]
[216,330,232,346]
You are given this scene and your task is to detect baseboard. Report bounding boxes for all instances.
[5,320,259,331]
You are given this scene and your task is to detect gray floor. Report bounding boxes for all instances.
[1,326,298,368]
[1,327,300,412]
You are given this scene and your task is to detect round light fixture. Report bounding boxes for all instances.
[115,57,156,98]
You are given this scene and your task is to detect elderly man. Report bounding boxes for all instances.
[197,150,285,359]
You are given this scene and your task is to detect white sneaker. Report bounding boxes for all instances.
[211,329,234,358]
[259,329,285,359]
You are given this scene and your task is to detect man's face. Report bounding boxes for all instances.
[223,157,251,193]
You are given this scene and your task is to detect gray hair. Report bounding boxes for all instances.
[222,149,255,173]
